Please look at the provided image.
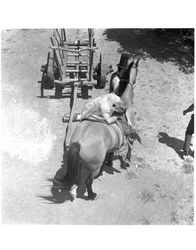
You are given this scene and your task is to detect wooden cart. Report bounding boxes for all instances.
[39,29,108,147]
[39,29,107,99]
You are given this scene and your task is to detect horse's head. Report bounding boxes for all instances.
[118,58,139,97]
[120,58,140,112]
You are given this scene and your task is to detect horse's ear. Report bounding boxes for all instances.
[121,60,134,81]
[135,58,140,68]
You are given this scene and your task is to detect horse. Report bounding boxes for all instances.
[120,58,139,127]
[54,59,139,200]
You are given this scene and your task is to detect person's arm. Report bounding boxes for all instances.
[100,98,119,124]
[102,112,117,124]
[183,104,194,115]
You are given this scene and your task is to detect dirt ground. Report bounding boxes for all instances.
[1,29,194,224]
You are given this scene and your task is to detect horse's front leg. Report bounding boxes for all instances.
[85,172,98,200]
[118,148,131,169]
[105,152,114,167]
[125,140,133,165]
[126,143,132,161]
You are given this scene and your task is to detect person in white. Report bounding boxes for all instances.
[80,93,125,124]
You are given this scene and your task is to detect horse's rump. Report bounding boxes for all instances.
[70,120,124,153]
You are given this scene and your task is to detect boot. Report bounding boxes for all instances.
[183,134,192,155]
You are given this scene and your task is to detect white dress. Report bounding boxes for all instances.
[80,93,121,121]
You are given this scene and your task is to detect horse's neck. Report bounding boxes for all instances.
[129,67,137,84]
[121,83,134,108]
[120,67,136,127]
[121,67,136,108]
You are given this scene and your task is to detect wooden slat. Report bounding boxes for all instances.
[49,46,97,53]
[55,79,81,85]
[64,40,96,46]
[65,83,79,147]
[61,29,66,42]
[89,31,93,81]
[66,61,89,65]
[64,42,89,46]
[53,34,64,66]
[55,29,62,43]
[54,79,95,86]
[58,84,93,89]
[66,69,88,73]
[67,53,89,57]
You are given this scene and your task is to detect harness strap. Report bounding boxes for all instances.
[112,121,125,149]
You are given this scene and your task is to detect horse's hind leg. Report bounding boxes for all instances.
[85,170,99,200]
[126,141,133,162]
[98,152,114,177]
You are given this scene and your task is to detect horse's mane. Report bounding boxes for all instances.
[118,61,134,97]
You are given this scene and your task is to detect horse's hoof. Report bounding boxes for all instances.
[105,161,113,168]
[89,193,98,200]
[125,161,130,168]
[70,185,77,199]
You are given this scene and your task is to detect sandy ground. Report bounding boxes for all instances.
[1,29,194,224]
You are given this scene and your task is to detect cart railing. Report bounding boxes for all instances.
[39,29,107,148]
[49,46,98,53]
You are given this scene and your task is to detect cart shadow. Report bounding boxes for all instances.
[158,132,184,159]
[103,29,194,74]
[37,93,92,99]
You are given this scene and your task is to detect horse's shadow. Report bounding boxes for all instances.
[40,147,129,203]
[158,132,185,159]
[39,163,74,204]
[102,154,129,175]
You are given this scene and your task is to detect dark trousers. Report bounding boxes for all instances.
[185,114,194,135]
[183,114,194,155]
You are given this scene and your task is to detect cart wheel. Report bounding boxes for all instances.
[96,54,107,89]
[55,85,63,98]
[41,85,44,98]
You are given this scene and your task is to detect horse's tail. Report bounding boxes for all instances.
[51,142,81,194]
[65,142,81,187]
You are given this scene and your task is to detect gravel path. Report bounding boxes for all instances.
[1,29,194,224]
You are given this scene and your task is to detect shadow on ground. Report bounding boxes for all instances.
[158,132,184,159]
[103,29,194,73]
[39,147,128,203]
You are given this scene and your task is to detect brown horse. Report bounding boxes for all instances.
[55,59,139,200]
